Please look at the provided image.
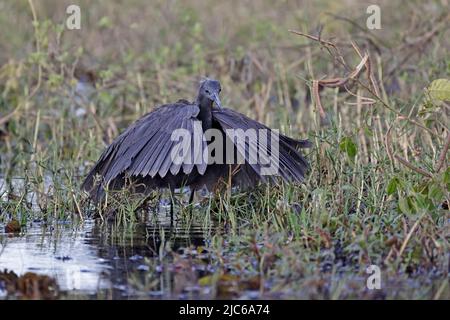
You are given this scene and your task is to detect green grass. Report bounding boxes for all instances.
[0,0,449,299]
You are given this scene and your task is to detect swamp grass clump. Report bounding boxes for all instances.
[0,1,448,299]
[123,219,447,299]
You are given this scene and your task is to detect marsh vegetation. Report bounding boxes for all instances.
[0,0,448,299]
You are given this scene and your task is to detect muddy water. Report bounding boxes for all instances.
[0,215,210,299]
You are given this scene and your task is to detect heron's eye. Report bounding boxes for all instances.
[205,90,210,94]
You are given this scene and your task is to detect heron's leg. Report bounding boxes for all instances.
[189,187,195,206]
[169,189,174,224]
[170,200,174,223]
[156,193,162,214]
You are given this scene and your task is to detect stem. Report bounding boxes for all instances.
[28,0,42,99]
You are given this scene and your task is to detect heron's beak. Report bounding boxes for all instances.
[213,92,222,108]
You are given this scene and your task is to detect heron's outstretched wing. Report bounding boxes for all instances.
[212,108,310,183]
[82,102,207,198]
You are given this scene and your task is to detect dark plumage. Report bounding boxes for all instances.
[81,79,311,205]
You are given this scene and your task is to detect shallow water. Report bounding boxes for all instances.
[0,179,447,300]
[0,175,216,298]
[0,215,210,299]
[0,220,109,293]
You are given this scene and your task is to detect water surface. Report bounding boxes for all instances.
[0,215,210,298]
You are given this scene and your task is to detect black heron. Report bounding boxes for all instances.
[81,79,311,214]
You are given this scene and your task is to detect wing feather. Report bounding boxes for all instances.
[212,108,310,183]
[82,103,201,198]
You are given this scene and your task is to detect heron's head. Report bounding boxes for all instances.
[198,78,222,108]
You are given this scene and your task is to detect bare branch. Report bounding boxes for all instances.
[386,123,433,178]
[435,132,450,173]
[312,80,326,119]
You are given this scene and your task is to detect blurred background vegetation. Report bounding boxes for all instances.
[0,0,448,299]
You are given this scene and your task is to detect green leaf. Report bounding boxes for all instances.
[427,79,450,102]
[387,177,399,195]
[47,73,63,87]
[339,137,357,159]
[444,167,450,191]
[28,52,46,64]
[98,16,113,29]
[412,193,432,211]
[428,183,444,202]
[420,79,450,118]
[398,197,411,214]
[198,275,213,286]
[364,126,373,137]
